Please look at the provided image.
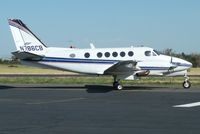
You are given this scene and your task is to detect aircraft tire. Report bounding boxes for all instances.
[113,82,123,90]
[116,84,123,90]
[183,81,191,89]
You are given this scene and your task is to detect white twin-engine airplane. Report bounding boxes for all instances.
[8,19,192,90]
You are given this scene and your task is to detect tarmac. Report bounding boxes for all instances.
[0,84,200,134]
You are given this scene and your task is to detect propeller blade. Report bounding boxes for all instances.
[170,56,173,63]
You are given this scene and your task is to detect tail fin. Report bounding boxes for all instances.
[8,19,47,55]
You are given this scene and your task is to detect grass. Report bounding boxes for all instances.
[0,64,199,75]
[0,64,76,74]
[0,76,112,84]
[188,68,200,75]
[0,76,199,87]
[0,63,199,86]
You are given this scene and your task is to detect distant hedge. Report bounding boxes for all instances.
[0,56,19,64]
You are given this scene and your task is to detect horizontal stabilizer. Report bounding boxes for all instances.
[12,51,44,61]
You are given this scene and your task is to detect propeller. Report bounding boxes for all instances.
[170,56,173,63]
[168,56,177,71]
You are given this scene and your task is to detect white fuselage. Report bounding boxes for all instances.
[22,46,192,77]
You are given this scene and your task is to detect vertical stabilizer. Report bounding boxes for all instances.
[8,19,47,55]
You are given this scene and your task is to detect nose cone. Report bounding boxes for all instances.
[173,57,193,69]
[185,60,193,68]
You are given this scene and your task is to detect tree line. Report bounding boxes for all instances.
[162,49,200,67]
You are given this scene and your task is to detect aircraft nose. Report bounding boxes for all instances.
[182,59,193,69]
[172,57,193,69]
[187,61,193,68]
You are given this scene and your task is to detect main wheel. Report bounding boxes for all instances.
[116,84,123,90]
[183,81,191,89]
[113,82,123,90]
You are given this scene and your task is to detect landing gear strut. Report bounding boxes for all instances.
[113,76,123,90]
[183,74,191,89]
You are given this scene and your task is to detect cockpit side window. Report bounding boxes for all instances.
[145,51,151,56]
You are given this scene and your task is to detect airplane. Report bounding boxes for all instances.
[8,19,193,90]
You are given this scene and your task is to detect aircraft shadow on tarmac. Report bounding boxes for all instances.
[0,85,85,90]
[0,85,15,90]
[85,85,166,93]
[0,84,166,93]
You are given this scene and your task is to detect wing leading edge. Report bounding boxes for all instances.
[104,60,139,75]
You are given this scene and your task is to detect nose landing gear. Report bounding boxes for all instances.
[183,74,191,89]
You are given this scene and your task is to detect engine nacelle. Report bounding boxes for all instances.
[135,70,150,77]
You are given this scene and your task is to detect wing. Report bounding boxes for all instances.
[12,51,44,61]
[104,60,139,75]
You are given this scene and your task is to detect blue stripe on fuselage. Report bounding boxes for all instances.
[171,62,192,67]
[33,57,190,70]
[42,57,118,64]
[140,67,169,70]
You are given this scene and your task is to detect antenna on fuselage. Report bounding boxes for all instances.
[90,43,95,49]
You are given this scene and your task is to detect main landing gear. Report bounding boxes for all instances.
[113,76,123,90]
[113,81,123,90]
[183,74,191,89]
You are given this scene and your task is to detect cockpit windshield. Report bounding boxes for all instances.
[153,50,160,56]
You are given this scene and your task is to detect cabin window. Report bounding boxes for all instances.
[105,52,110,57]
[69,53,76,58]
[145,51,151,56]
[128,51,134,57]
[112,52,118,57]
[84,52,90,58]
[97,52,102,58]
[120,51,125,57]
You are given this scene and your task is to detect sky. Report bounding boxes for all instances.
[0,0,200,58]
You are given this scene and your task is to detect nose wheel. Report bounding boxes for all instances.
[183,74,191,89]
